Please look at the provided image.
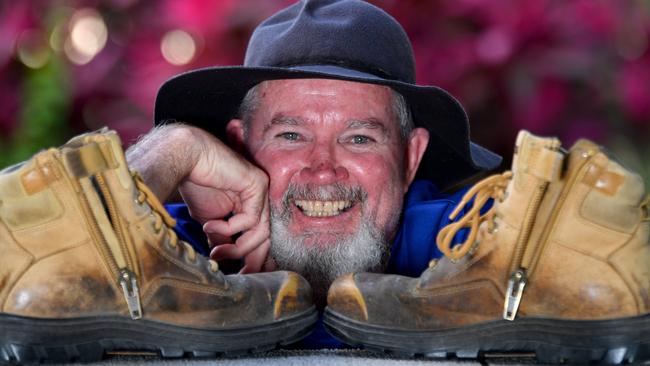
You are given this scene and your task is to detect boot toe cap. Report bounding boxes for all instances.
[327,273,369,322]
[273,271,314,320]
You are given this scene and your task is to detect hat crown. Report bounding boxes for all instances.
[244,0,416,84]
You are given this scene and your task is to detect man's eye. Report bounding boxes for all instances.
[278,132,300,141]
[351,135,371,144]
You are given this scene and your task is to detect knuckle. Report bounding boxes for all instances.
[256,170,269,186]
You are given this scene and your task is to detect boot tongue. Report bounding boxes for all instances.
[80,130,134,191]
[568,138,601,157]
[512,131,564,182]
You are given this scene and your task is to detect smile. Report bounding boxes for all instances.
[294,200,353,217]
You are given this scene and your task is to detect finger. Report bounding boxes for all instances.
[202,210,262,237]
[205,232,231,248]
[209,220,270,261]
[263,256,278,272]
[202,209,261,237]
[239,238,270,274]
[223,171,268,233]
[210,243,236,261]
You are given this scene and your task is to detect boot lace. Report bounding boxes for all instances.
[435,171,513,261]
[131,171,219,273]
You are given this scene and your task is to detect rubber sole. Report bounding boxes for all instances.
[324,308,650,364]
[0,307,317,364]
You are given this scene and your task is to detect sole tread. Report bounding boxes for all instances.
[0,308,317,363]
[324,308,650,364]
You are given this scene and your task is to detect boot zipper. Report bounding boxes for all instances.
[503,269,527,320]
[503,180,548,320]
[93,173,138,275]
[503,146,594,321]
[92,173,143,319]
[67,169,143,319]
[524,148,595,276]
[118,268,142,319]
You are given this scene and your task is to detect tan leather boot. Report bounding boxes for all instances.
[325,131,650,364]
[0,129,316,363]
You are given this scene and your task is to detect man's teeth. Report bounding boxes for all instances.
[294,200,352,217]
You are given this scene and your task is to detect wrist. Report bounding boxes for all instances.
[126,123,207,201]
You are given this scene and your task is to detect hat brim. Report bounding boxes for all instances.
[154,65,501,189]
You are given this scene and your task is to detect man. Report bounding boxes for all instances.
[4,1,646,361]
[127,0,501,306]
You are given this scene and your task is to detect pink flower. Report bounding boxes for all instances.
[618,55,650,124]
[513,77,568,134]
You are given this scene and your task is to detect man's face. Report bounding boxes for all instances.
[229,79,428,296]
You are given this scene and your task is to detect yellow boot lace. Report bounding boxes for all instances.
[131,171,219,272]
[435,171,513,261]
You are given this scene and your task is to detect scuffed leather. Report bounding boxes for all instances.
[328,131,650,330]
[0,129,313,328]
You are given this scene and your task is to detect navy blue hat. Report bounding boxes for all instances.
[154,0,501,188]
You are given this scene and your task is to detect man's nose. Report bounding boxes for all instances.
[299,146,349,184]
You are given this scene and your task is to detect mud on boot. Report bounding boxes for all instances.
[325,130,650,364]
[0,128,317,363]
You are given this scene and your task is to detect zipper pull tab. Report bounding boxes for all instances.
[503,269,527,321]
[119,269,142,320]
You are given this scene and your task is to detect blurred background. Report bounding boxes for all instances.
[1,0,649,187]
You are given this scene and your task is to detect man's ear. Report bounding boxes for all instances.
[403,127,429,190]
[226,119,247,154]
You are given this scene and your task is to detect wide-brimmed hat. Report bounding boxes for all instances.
[154,0,501,189]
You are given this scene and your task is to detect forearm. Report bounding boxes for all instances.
[125,123,203,202]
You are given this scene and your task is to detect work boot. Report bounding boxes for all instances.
[0,129,316,363]
[325,130,650,364]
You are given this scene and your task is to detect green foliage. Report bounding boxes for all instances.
[0,56,70,167]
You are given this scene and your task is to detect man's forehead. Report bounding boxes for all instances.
[263,114,389,133]
[257,78,394,99]
[250,79,397,130]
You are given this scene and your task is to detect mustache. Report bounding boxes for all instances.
[282,182,367,205]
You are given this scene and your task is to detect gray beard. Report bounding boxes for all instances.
[269,208,391,306]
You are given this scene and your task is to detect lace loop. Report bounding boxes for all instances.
[436,171,512,260]
[130,171,208,270]
[131,171,176,228]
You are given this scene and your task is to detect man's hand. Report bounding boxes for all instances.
[126,124,271,273]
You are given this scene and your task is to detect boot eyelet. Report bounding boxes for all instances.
[428,259,438,269]
[467,240,479,256]
[488,222,499,234]
[181,243,198,264]
[166,239,178,250]
[641,196,650,222]
[185,253,197,264]
[150,214,162,233]
[208,260,219,273]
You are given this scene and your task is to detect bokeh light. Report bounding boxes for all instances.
[64,8,107,65]
[16,29,50,69]
[160,30,197,66]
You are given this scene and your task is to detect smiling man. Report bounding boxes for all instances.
[127,0,500,307]
[232,79,429,297]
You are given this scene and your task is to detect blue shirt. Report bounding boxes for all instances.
[165,180,481,348]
